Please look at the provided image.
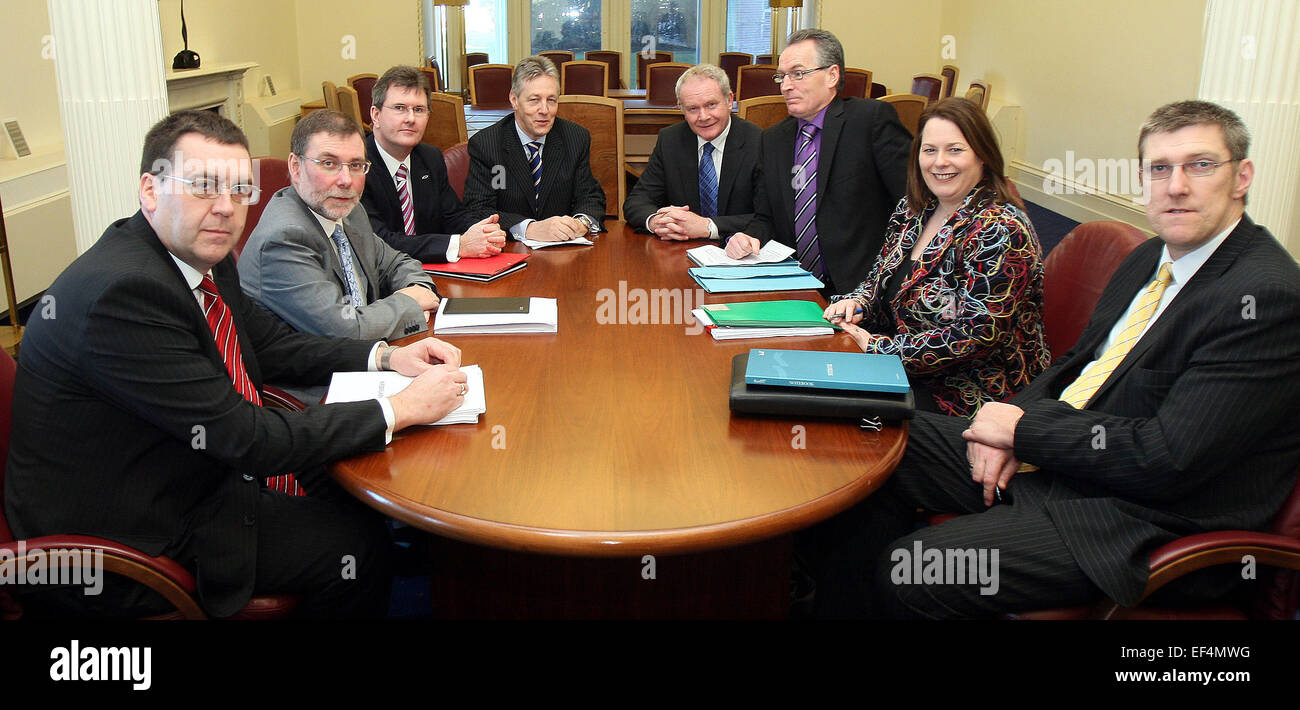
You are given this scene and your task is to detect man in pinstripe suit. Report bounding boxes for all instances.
[462,56,607,241]
[799,100,1300,618]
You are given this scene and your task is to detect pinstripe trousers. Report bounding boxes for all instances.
[796,411,1101,619]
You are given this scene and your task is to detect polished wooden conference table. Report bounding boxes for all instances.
[330,221,907,617]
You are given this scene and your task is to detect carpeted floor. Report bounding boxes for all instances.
[1022,199,1080,257]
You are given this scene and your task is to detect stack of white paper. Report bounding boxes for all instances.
[686,241,796,267]
[433,297,558,334]
[323,365,487,425]
[691,308,834,341]
[521,235,594,249]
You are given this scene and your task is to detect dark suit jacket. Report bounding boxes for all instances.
[4,212,387,617]
[361,134,475,263]
[622,117,762,239]
[462,115,606,233]
[746,97,912,293]
[1008,215,1300,605]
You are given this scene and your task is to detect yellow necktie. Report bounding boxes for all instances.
[1011,263,1173,475]
[1059,262,1174,409]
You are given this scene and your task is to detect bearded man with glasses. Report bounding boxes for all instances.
[239,109,441,344]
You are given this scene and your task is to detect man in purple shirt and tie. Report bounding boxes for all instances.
[725,29,912,293]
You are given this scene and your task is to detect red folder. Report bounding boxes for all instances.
[423,252,529,281]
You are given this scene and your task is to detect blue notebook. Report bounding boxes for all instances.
[743,349,910,394]
[691,272,825,293]
[689,264,811,279]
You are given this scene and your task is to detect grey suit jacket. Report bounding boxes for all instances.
[239,187,435,341]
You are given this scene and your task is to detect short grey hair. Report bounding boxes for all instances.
[1138,100,1250,162]
[786,28,845,90]
[675,64,731,104]
[511,55,560,97]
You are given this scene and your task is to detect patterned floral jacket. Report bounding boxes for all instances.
[832,186,1050,417]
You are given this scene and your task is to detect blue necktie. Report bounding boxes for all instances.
[699,142,717,218]
[329,224,364,308]
[525,141,543,200]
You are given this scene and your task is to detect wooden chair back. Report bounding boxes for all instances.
[557,95,624,219]
[738,95,789,130]
[422,92,469,151]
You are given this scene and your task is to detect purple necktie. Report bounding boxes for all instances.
[793,122,825,280]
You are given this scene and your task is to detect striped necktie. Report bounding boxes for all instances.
[525,141,543,200]
[198,275,302,496]
[793,122,825,280]
[1015,262,1175,476]
[699,142,717,218]
[396,162,415,236]
[1058,262,1175,408]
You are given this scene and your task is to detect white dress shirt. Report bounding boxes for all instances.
[374,140,461,262]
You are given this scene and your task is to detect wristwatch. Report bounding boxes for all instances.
[575,214,600,234]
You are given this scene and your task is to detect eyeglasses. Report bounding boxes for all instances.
[157,174,261,204]
[1144,159,1238,180]
[384,103,429,116]
[298,155,371,175]
[772,66,831,84]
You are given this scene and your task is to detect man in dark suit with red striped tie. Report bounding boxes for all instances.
[360,65,507,263]
[4,110,470,618]
[798,100,1300,618]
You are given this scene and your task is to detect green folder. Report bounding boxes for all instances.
[699,300,839,329]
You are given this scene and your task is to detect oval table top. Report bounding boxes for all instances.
[330,221,907,557]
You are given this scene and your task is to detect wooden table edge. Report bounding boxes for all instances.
[333,420,908,557]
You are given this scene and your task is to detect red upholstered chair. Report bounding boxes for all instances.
[839,67,871,98]
[561,60,609,97]
[910,73,942,104]
[539,50,574,67]
[756,53,774,65]
[1040,221,1147,360]
[635,50,672,90]
[0,349,303,619]
[870,82,888,99]
[646,62,691,105]
[442,142,470,200]
[718,52,753,93]
[237,157,291,259]
[426,58,445,91]
[1010,465,1300,620]
[347,73,378,128]
[468,64,514,108]
[419,66,444,93]
[463,52,489,95]
[940,64,959,98]
[585,50,623,90]
[736,64,781,101]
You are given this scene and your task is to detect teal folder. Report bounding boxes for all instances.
[690,272,824,293]
[743,349,910,394]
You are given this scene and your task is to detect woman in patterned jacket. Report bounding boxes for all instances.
[824,97,1050,416]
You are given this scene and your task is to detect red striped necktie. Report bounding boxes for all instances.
[396,162,415,235]
[198,275,303,496]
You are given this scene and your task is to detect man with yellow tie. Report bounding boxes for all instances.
[797,100,1300,619]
